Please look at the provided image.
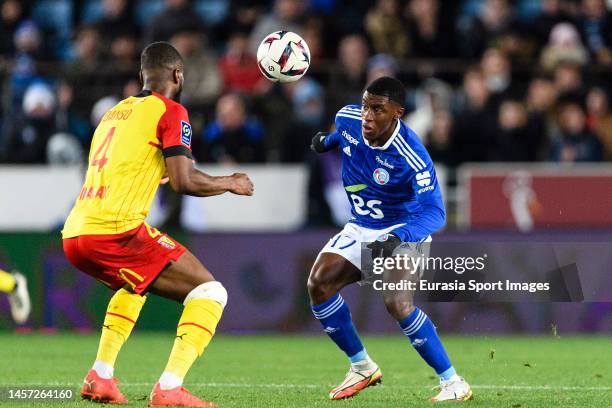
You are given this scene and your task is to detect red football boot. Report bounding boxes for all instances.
[149,382,217,407]
[81,369,128,404]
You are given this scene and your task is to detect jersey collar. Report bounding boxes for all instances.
[362,119,401,150]
[135,89,152,98]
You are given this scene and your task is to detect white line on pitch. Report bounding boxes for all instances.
[1,383,611,391]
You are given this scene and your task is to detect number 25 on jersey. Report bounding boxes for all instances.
[350,194,384,219]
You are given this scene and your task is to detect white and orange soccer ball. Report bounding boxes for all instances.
[256,31,310,83]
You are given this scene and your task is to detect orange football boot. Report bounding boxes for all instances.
[149,382,217,407]
[81,369,128,404]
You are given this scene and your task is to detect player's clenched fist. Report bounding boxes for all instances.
[229,173,254,196]
[311,131,332,153]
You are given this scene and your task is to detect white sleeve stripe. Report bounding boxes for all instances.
[342,107,362,112]
[338,109,362,117]
[392,140,422,171]
[336,113,362,121]
[396,135,426,168]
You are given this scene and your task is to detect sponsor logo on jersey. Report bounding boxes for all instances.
[342,130,359,146]
[373,168,390,185]
[411,338,428,347]
[343,146,351,156]
[417,186,434,194]
[376,155,394,169]
[181,120,192,147]
[157,235,176,249]
[416,171,431,187]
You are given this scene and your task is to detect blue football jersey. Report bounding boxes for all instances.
[323,105,446,242]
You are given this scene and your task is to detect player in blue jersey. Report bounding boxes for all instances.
[309,77,472,402]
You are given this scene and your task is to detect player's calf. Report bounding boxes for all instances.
[156,281,227,394]
[382,294,416,321]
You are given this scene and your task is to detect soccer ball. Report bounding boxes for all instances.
[256,31,310,83]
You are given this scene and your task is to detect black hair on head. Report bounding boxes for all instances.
[141,41,183,71]
[365,76,406,107]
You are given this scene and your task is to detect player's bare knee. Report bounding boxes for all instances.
[307,274,334,303]
[383,296,415,321]
[307,267,340,303]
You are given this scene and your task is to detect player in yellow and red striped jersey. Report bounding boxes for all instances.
[62,42,254,407]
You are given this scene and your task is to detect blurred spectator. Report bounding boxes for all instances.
[364,0,409,59]
[525,73,558,155]
[530,0,576,48]
[212,0,262,44]
[280,78,325,162]
[493,100,544,161]
[201,93,265,163]
[539,22,589,71]
[526,73,558,114]
[94,0,137,46]
[219,31,265,94]
[54,81,91,149]
[550,97,603,161]
[425,109,454,166]
[405,78,453,144]
[122,79,140,98]
[63,25,101,119]
[366,53,398,84]
[8,20,43,111]
[405,0,454,58]
[553,61,585,96]
[585,86,609,130]
[3,83,56,163]
[577,0,612,65]
[170,30,221,109]
[452,67,497,163]
[147,0,205,43]
[97,31,139,96]
[0,0,27,57]
[480,47,519,109]
[460,0,518,58]
[300,15,325,64]
[327,34,369,111]
[585,86,612,158]
[249,0,305,54]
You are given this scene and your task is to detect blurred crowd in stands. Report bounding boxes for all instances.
[2,0,612,170]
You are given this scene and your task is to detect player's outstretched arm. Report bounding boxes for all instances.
[165,155,254,197]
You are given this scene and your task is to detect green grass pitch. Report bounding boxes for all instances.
[0,333,610,407]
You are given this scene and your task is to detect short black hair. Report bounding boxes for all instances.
[141,41,183,71]
[365,76,406,107]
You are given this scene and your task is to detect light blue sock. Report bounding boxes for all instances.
[311,293,367,363]
[398,307,456,380]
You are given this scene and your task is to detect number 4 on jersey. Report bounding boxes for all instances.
[91,127,115,171]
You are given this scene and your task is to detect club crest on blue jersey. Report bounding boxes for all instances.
[373,168,390,185]
[181,121,192,147]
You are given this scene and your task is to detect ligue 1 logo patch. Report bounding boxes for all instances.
[373,168,389,185]
[181,120,192,147]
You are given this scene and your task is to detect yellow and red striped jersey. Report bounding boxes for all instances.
[62,90,192,238]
